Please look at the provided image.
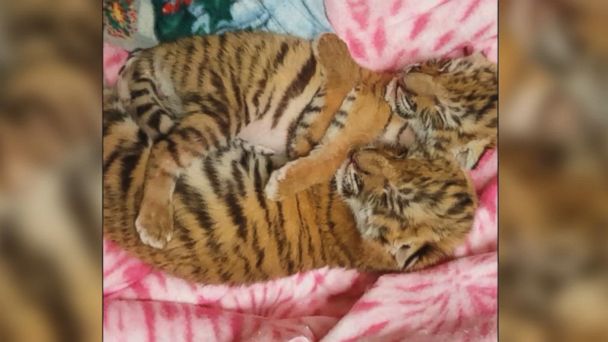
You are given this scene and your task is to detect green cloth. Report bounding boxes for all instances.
[104,0,332,50]
[153,0,237,41]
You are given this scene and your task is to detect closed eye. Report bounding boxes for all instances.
[404,244,432,269]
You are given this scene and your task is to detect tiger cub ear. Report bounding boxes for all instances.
[313,33,361,86]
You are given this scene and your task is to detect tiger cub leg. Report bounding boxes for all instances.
[452,138,493,169]
[265,87,392,200]
[287,33,361,159]
[136,108,235,248]
[287,82,355,159]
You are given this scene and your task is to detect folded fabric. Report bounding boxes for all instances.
[103,0,332,51]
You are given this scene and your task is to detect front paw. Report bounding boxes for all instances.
[135,200,174,249]
[264,166,289,201]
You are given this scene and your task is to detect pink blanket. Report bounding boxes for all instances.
[103,1,497,340]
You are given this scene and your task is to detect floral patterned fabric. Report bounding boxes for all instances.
[103,0,331,50]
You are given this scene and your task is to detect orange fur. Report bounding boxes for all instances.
[103,98,477,284]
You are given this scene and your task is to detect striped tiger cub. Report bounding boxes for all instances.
[384,52,498,169]
[114,31,496,249]
[103,97,477,285]
[115,31,397,248]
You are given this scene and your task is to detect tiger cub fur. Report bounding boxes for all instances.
[263,51,497,209]
[114,31,496,249]
[114,32,396,248]
[384,52,497,168]
[103,100,477,285]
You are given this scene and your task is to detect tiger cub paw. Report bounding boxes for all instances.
[135,200,174,249]
[264,163,292,201]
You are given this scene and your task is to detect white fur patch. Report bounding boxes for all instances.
[135,216,170,249]
[264,163,290,201]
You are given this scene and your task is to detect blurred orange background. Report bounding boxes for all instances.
[500,0,608,340]
[0,0,101,341]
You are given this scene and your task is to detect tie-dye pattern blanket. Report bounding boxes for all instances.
[103,0,497,340]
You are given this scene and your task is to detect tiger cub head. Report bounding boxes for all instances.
[385,53,497,169]
[336,144,477,271]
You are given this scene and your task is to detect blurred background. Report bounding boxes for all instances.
[500,0,608,340]
[0,0,101,341]
[0,0,607,340]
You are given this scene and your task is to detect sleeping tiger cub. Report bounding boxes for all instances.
[115,31,496,249]
[103,97,477,285]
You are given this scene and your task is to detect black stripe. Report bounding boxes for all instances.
[476,94,498,120]
[224,184,248,240]
[330,120,345,129]
[183,93,231,137]
[203,158,222,195]
[196,47,206,88]
[180,127,205,144]
[285,86,323,155]
[169,48,180,81]
[232,245,251,278]
[273,42,290,69]
[103,108,127,133]
[252,72,269,111]
[147,109,163,131]
[251,41,290,114]
[396,122,410,141]
[303,105,322,114]
[335,109,348,118]
[119,153,141,195]
[294,195,306,268]
[251,223,267,273]
[103,149,122,173]
[253,159,268,211]
[275,202,293,274]
[209,70,228,105]
[297,122,310,129]
[447,192,474,215]
[231,161,246,197]
[135,78,158,94]
[234,45,245,93]
[176,182,224,273]
[259,88,275,118]
[204,127,219,148]
[166,139,183,167]
[182,40,196,86]
[131,88,149,99]
[239,149,251,170]
[245,42,264,92]
[135,103,154,117]
[404,244,432,269]
[271,52,318,127]
[217,34,227,66]
[230,71,244,120]
[326,186,354,265]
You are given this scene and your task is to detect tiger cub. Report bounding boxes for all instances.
[115,31,495,249]
[114,31,396,248]
[103,100,477,285]
[385,52,498,168]
[262,50,497,204]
